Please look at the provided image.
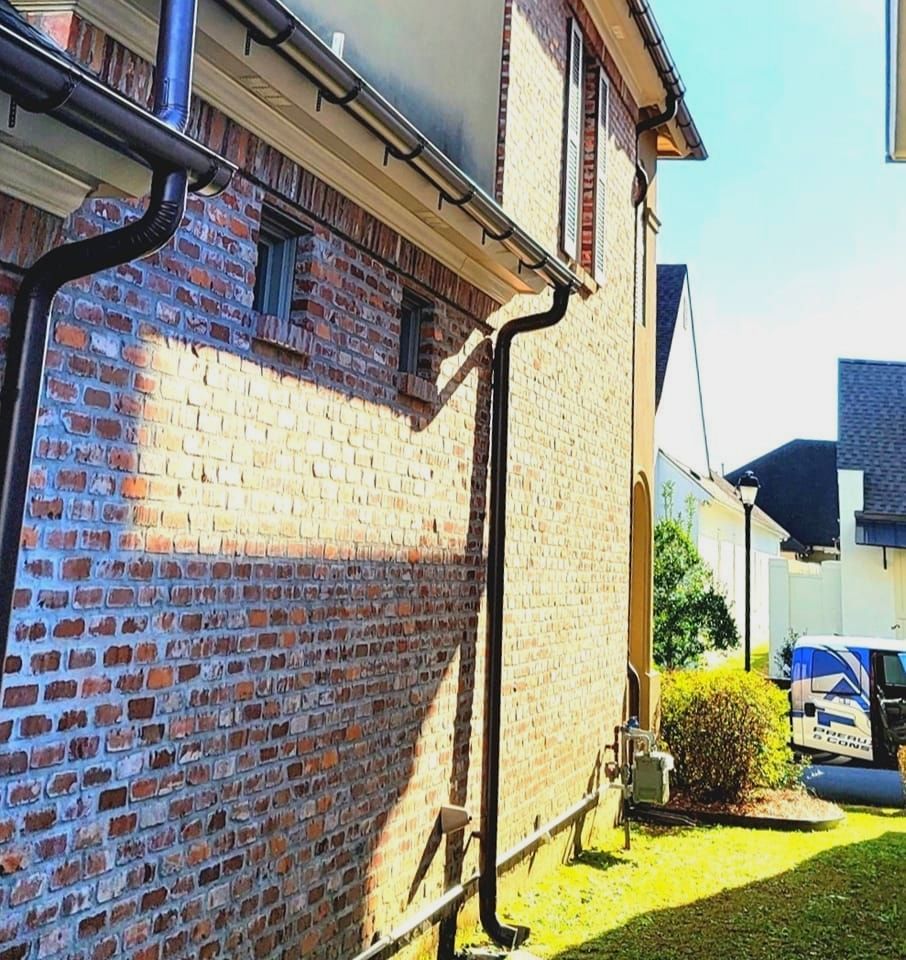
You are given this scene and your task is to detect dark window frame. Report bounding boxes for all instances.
[398,292,432,376]
[253,205,305,321]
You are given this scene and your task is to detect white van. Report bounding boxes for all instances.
[790,636,906,767]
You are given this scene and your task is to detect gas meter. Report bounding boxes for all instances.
[630,750,673,805]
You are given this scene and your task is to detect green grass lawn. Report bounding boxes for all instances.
[709,639,771,675]
[459,808,906,959]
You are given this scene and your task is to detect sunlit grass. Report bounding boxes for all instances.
[707,639,771,675]
[458,809,906,959]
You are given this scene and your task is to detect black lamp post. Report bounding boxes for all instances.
[736,471,760,672]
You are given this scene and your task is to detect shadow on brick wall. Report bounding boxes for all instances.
[0,185,497,959]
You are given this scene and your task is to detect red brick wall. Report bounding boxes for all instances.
[0,5,643,958]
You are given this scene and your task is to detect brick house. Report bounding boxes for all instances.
[0,0,703,958]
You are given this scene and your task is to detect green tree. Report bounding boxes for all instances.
[653,483,739,668]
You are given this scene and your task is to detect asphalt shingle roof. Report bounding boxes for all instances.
[838,358,906,516]
[726,439,839,551]
[655,264,687,409]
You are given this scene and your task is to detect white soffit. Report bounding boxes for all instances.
[72,0,543,302]
[584,0,663,107]
[0,137,90,218]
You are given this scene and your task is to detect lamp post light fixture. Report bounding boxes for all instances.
[736,471,760,672]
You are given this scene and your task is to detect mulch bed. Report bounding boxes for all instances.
[632,788,845,831]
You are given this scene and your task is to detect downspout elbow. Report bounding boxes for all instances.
[634,92,677,208]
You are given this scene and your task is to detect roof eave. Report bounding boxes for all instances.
[626,0,707,160]
[0,18,235,195]
[216,0,580,294]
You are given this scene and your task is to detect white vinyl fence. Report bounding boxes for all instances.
[768,558,842,674]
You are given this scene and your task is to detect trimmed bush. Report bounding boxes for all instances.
[660,668,797,803]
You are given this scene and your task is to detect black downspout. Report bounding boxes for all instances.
[633,93,677,210]
[0,0,199,683]
[479,283,572,948]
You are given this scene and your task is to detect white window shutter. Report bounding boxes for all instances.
[594,71,609,283]
[561,19,583,260]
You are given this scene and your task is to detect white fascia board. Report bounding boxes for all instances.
[74,0,539,303]
[889,0,906,160]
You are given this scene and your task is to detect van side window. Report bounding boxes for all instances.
[881,654,906,688]
[810,649,860,697]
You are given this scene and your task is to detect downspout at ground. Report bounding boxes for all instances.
[478,283,573,948]
[0,0,202,683]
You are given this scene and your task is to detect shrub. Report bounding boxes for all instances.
[774,629,799,679]
[660,668,797,803]
[653,484,739,668]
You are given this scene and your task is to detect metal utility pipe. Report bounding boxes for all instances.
[634,92,678,209]
[349,780,605,960]
[623,95,677,713]
[479,283,572,948]
[0,0,203,683]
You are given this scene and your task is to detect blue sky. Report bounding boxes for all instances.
[655,0,906,472]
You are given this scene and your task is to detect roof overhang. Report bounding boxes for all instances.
[0,6,234,214]
[29,0,580,303]
[888,0,906,160]
[855,511,906,548]
[584,0,706,160]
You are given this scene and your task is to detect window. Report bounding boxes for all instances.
[398,293,430,375]
[253,206,302,320]
[593,70,610,283]
[810,650,861,697]
[396,292,437,404]
[882,653,906,688]
[561,18,583,260]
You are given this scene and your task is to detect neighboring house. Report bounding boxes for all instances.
[758,360,906,669]
[654,264,710,475]
[837,358,906,639]
[0,2,704,959]
[658,450,788,653]
[654,264,788,652]
[727,439,840,562]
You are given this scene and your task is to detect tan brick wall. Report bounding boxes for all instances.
[490,0,640,851]
[0,5,646,958]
